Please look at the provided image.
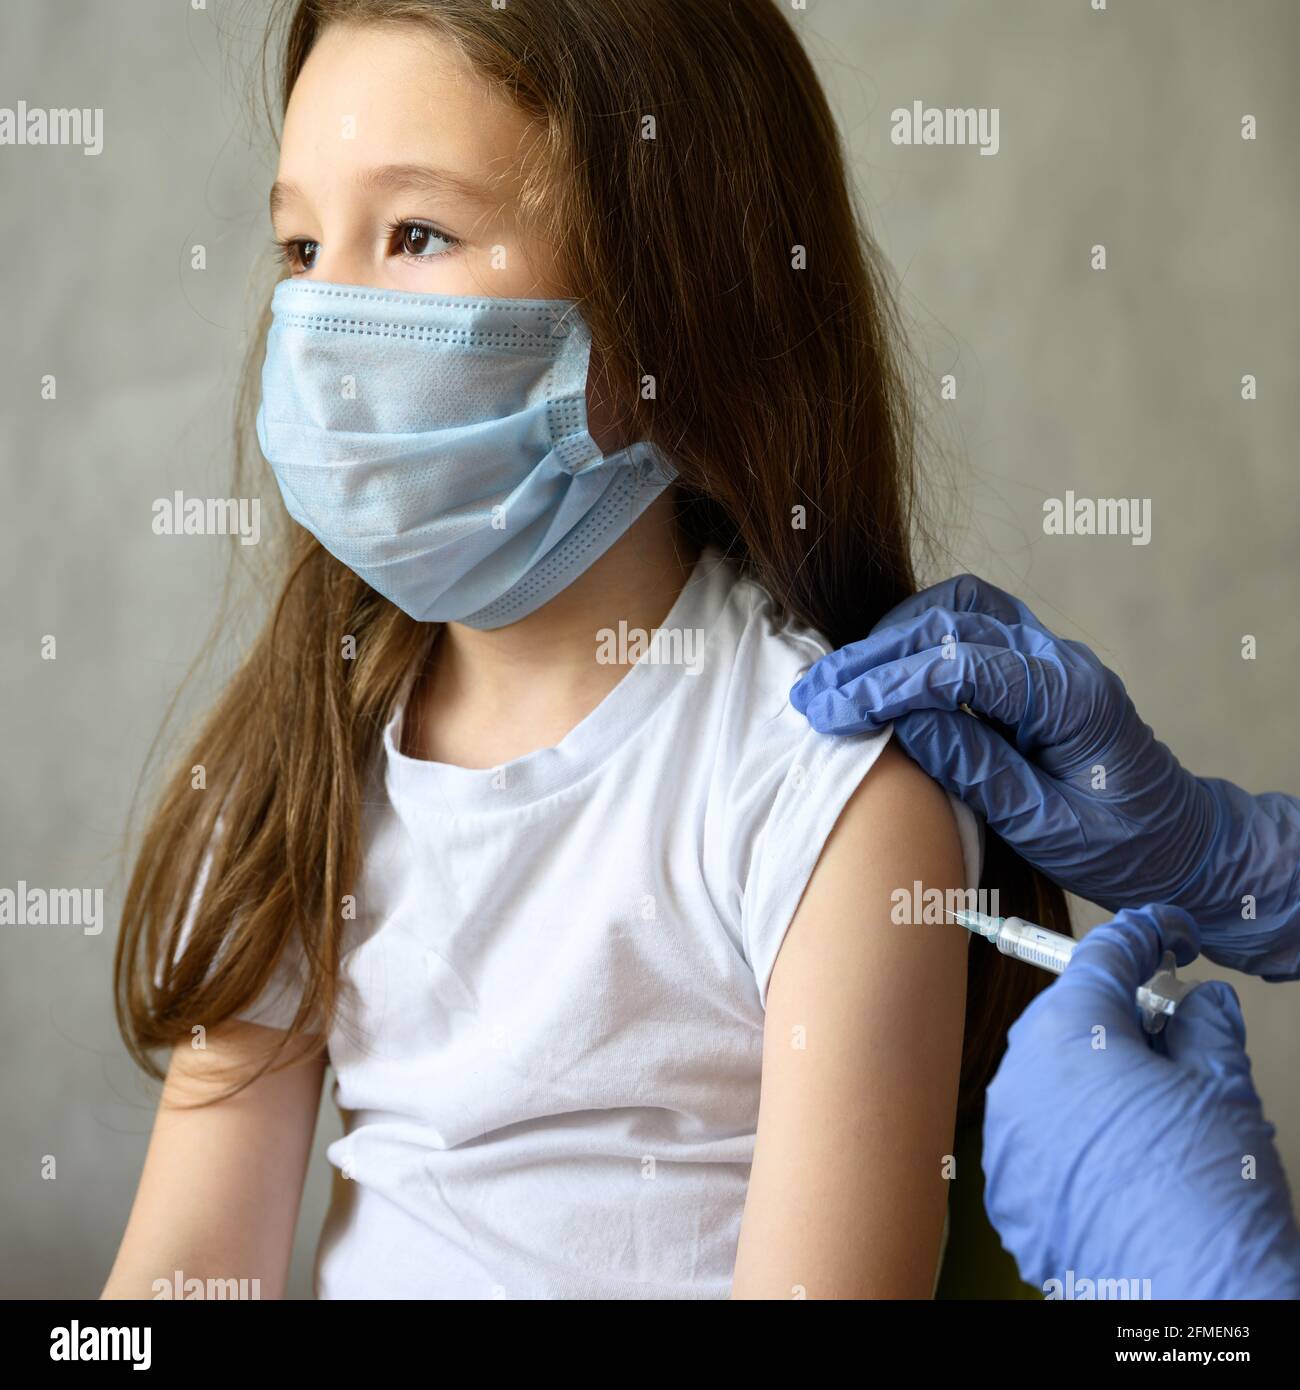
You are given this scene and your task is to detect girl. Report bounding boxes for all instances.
[107,0,1066,1300]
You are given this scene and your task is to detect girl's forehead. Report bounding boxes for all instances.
[280,22,529,191]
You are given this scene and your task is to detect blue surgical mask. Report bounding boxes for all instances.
[255,279,675,628]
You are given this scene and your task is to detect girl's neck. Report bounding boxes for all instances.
[402,495,700,768]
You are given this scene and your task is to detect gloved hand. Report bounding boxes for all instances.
[982,905,1300,1300]
[790,574,1300,979]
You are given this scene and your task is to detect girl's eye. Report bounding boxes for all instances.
[391,220,458,259]
[273,222,458,274]
[276,238,319,273]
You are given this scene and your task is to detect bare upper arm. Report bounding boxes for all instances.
[102,1022,326,1300]
[731,741,969,1299]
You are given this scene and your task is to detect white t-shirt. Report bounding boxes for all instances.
[232,547,981,1299]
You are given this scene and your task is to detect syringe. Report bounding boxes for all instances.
[948,909,1197,1034]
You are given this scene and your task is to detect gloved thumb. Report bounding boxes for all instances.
[1043,906,1201,1040]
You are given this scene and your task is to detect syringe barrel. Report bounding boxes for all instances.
[995,917,1077,975]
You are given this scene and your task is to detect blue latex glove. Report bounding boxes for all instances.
[983,905,1300,1300]
[790,574,1300,980]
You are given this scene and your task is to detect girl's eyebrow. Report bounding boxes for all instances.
[269,163,503,218]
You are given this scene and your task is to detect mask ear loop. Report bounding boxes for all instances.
[1137,949,1199,1035]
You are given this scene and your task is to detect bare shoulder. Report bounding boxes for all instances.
[806,737,965,899]
[767,735,967,999]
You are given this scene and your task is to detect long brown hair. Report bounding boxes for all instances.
[115,0,1067,1120]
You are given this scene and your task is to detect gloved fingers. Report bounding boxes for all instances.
[793,606,1058,696]
[788,620,962,710]
[1153,904,1203,967]
[1048,907,1202,1028]
[793,638,1064,742]
[1085,904,1201,969]
[1160,980,1253,1083]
